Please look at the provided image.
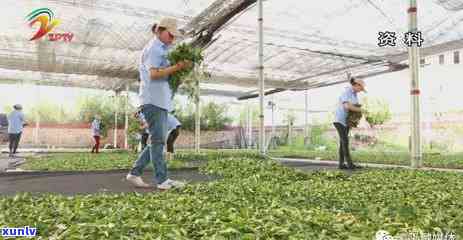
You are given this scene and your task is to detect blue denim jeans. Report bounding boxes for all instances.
[130,104,168,184]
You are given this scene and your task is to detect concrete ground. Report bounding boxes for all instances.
[1,156,461,196]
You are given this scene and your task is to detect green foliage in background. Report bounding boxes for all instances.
[18,100,77,124]
[76,94,135,137]
[238,105,260,126]
[363,97,392,128]
[176,101,232,131]
[201,102,232,131]
[127,113,144,151]
[283,110,296,126]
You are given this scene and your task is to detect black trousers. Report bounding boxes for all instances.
[140,132,149,150]
[8,133,22,154]
[166,128,180,153]
[333,123,353,167]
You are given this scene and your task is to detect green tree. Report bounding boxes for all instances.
[202,102,232,131]
[283,110,296,145]
[175,101,232,131]
[175,102,196,131]
[283,110,296,126]
[24,101,77,124]
[238,105,260,127]
[127,113,143,152]
[76,93,135,137]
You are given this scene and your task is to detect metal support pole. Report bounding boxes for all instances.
[114,92,118,149]
[250,106,253,148]
[271,104,275,141]
[34,85,40,145]
[267,100,275,150]
[258,0,265,154]
[287,110,293,146]
[408,0,422,168]
[246,104,250,148]
[124,84,129,149]
[304,89,309,145]
[247,103,252,148]
[194,77,201,153]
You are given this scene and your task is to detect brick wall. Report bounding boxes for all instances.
[16,123,243,149]
[16,122,463,150]
[20,124,127,148]
[175,130,239,148]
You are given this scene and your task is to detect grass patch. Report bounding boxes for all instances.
[22,150,264,171]
[269,149,463,169]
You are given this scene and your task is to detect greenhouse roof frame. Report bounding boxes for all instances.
[0,0,463,97]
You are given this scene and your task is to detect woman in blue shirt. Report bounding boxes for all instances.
[126,18,191,190]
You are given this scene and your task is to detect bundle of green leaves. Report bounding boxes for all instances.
[347,104,363,128]
[363,97,392,128]
[167,43,204,99]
